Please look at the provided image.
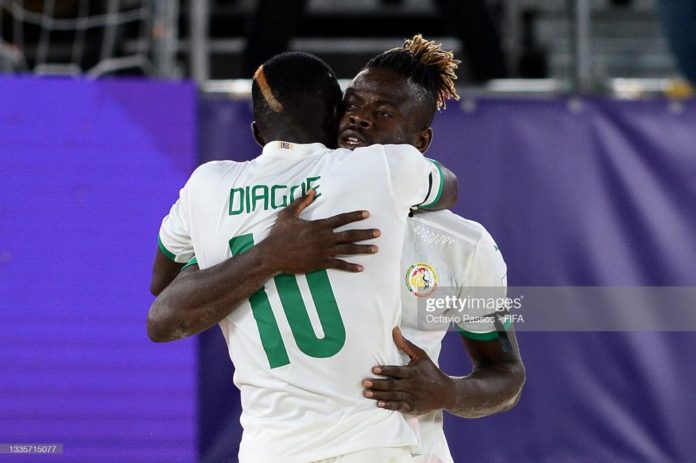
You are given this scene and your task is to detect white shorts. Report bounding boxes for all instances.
[313,447,414,463]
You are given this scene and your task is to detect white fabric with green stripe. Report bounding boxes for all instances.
[417,159,445,210]
[457,315,513,341]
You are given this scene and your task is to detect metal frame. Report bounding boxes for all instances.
[188,0,599,92]
[190,0,210,83]
[570,0,593,93]
[153,0,181,78]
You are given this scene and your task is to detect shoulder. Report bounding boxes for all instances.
[349,144,422,158]
[382,144,421,156]
[359,145,428,181]
[189,160,245,184]
[325,147,355,161]
[193,160,244,175]
[409,210,506,281]
[325,146,387,172]
[409,210,489,249]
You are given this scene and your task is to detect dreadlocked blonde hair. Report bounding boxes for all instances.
[401,34,460,110]
[365,34,460,115]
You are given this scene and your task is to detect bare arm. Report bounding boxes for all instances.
[147,246,273,342]
[362,324,525,418]
[445,324,526,417]
[147,190,381,342]
[150,250,184,296]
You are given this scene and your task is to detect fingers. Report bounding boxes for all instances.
[372,365,411,379]
[284,189,316,217]
[363,389,410,403]
[326,259,364,273]
[334,244,378,256]
[392,327,426,361]
[362,378,400,391]
[320,210,370,229]
[376,401,413,414]
[333,228,381,243]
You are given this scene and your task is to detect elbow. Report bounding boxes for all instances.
[501,362,527,412]
[478,360,526,417]
[147,302,193,343]
[146,319,167,343]
[146,307,172,343]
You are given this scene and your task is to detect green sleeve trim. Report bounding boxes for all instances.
[158,236,177,261]
[182,256,198,271]
[418,159,444,210]
[456,316,513,341]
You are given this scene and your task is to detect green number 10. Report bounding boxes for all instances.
[230,234,346,368]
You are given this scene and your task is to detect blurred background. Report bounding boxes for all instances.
[1,0,695,92]
[2,1,696,462]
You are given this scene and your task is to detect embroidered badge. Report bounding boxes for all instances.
[405,263,439,297]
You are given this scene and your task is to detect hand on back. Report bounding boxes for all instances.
[260,190,381,274]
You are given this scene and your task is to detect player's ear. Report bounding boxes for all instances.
[251,122,265,147]
[414,127,433,154]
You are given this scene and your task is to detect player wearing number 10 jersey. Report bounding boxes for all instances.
[156,53,455,462]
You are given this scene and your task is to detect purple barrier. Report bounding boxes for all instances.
[0,77,198,463]
[434,98,696,463]
[198,97,696,462]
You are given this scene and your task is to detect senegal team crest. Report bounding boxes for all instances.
[405,263,438,297]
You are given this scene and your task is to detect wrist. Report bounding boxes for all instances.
[442,375,463,411]
[251,239,282,276]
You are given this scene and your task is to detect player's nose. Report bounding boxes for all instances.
[348,114,373,129]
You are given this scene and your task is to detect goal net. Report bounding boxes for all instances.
[0,0,179,77]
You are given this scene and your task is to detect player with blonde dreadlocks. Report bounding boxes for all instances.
[339,34,461,156]
[380,33,461,111]
[340,35,526,463]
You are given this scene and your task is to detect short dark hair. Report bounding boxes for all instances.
[365,35,461,124]
[252,52,342,145]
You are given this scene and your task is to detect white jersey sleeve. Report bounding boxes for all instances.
[467,229,508,287]
[383,145,444,209]
[454,229,510,338]
[157,163,214,263]
[158,188,193,263]
[418,158,445,209]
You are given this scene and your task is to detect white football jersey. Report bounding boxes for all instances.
[158,141,444,462]
[399,210,508,463]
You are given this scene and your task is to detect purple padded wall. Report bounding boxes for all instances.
[0,77,198,463]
